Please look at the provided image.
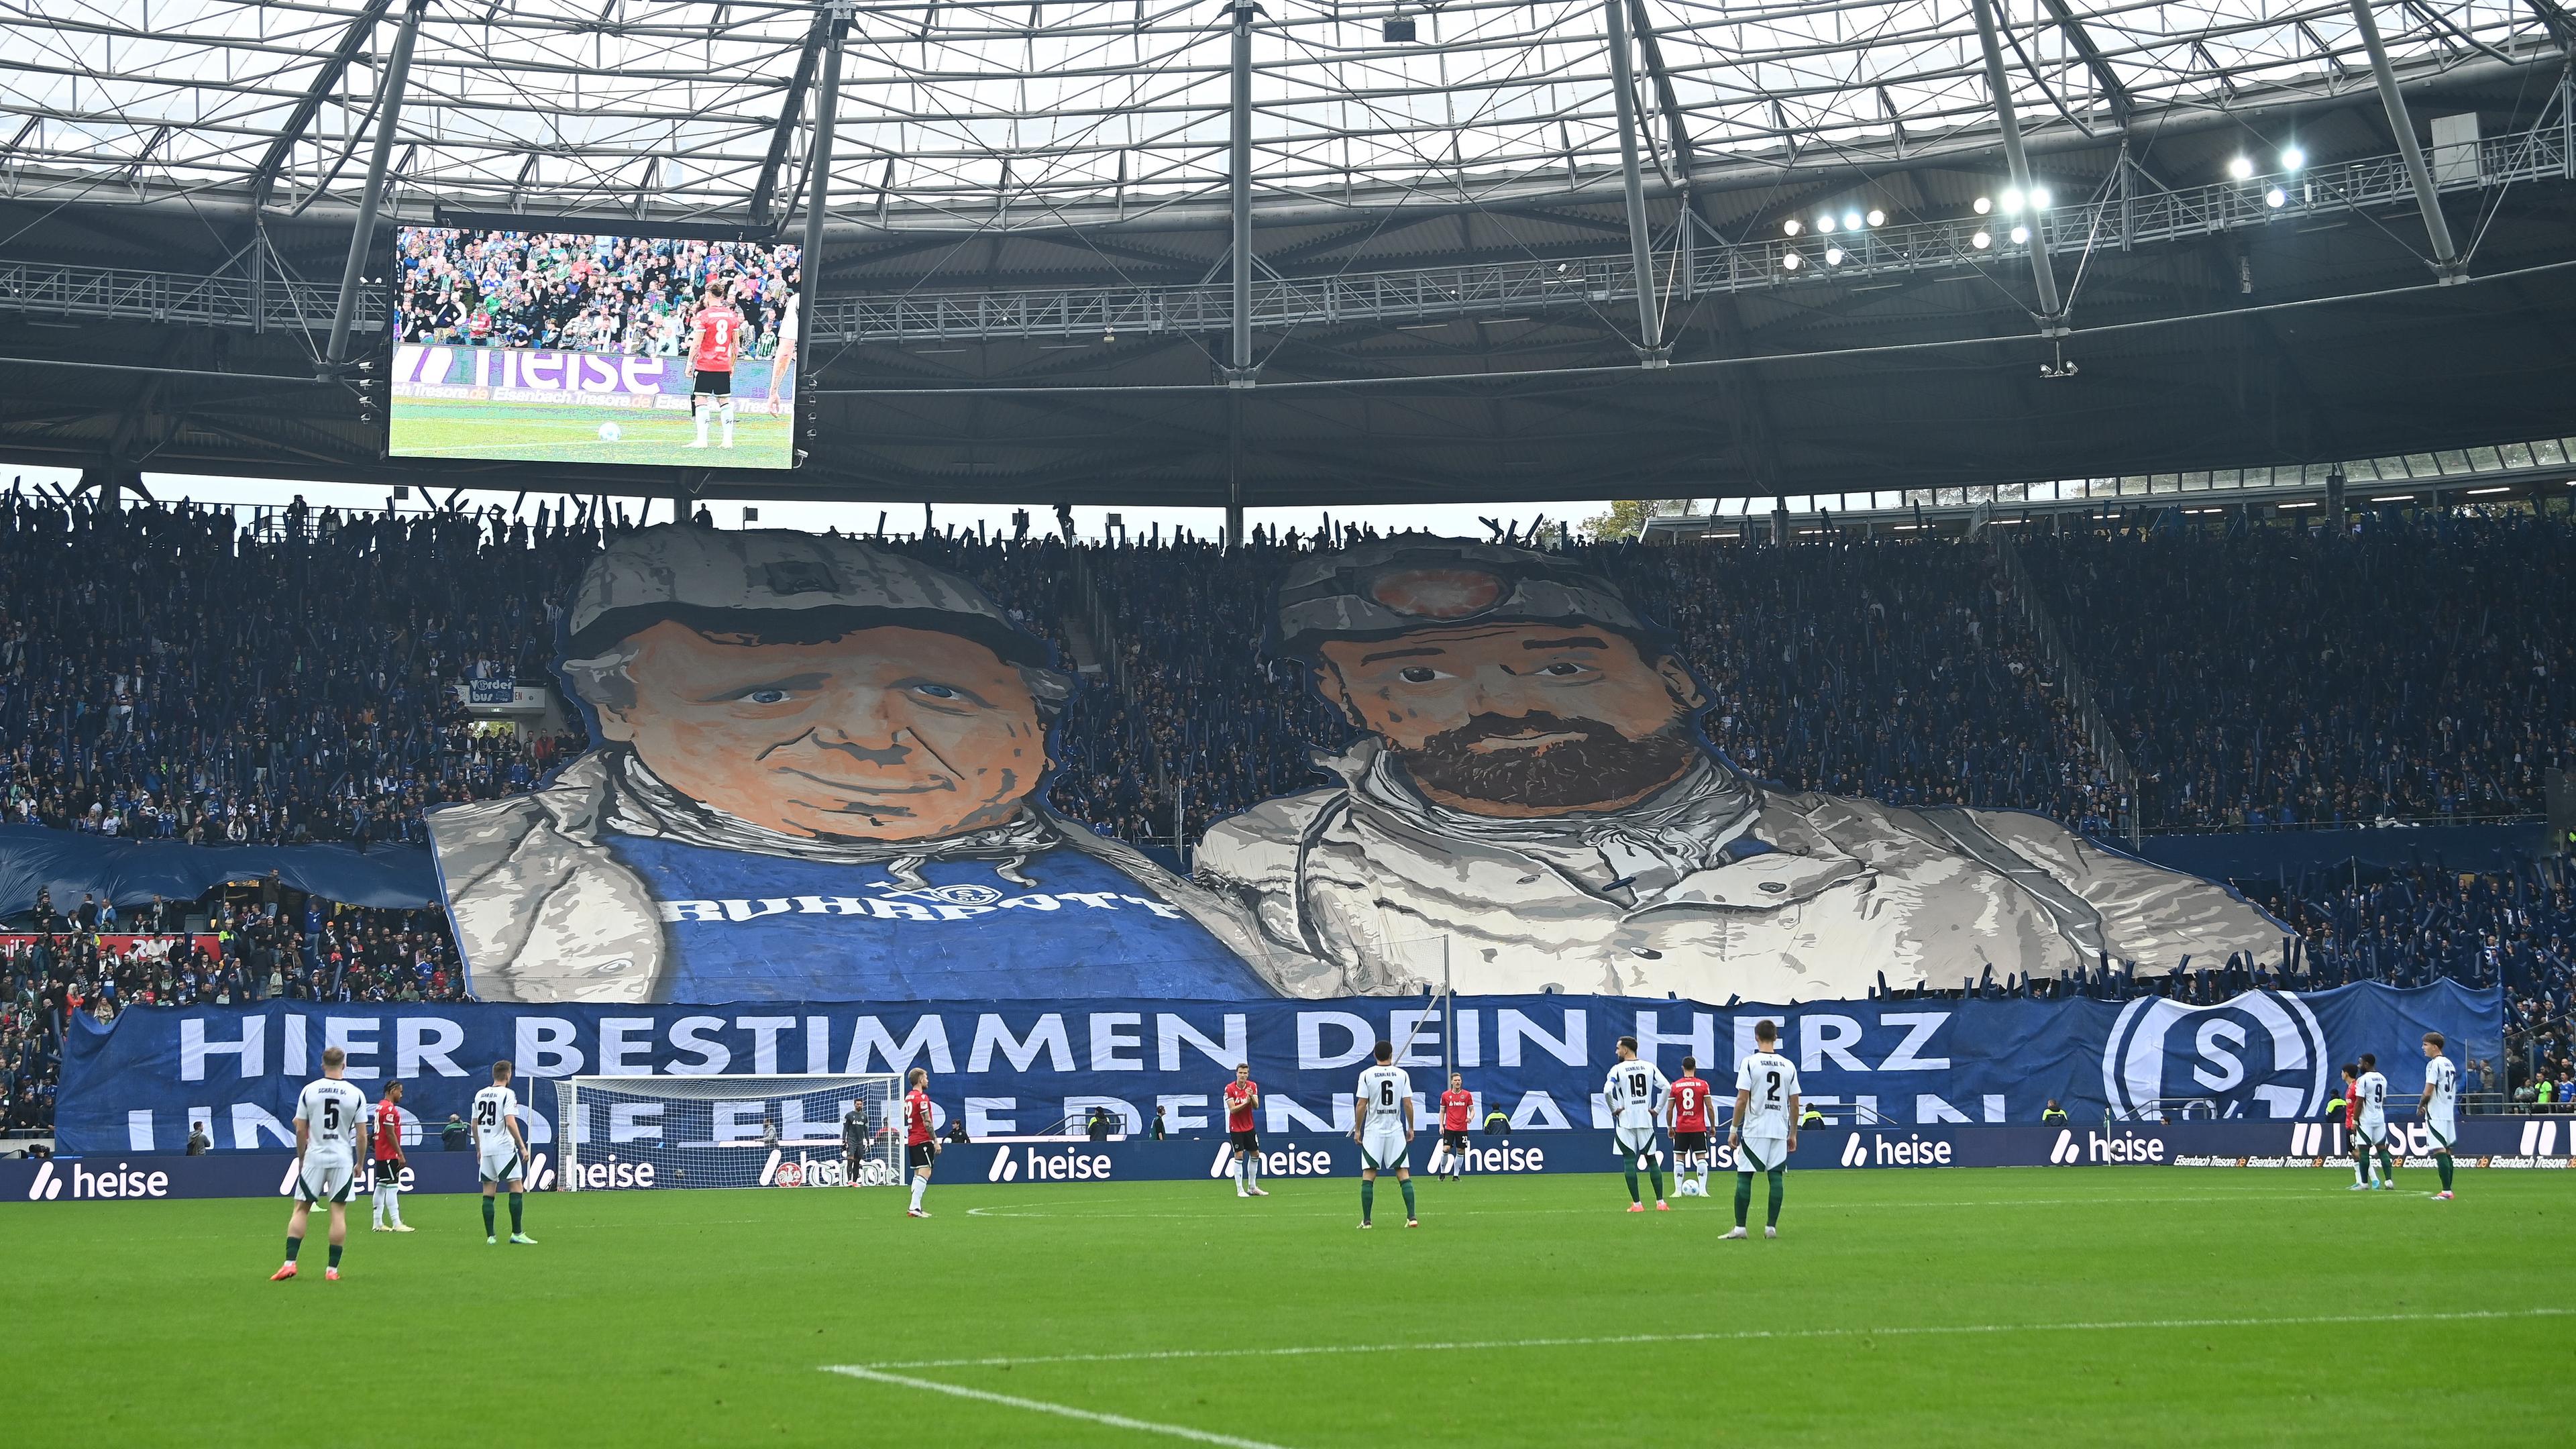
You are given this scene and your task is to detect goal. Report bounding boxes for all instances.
[553,1074,906,1191]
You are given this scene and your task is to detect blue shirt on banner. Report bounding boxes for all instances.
[603,834,1275,1002]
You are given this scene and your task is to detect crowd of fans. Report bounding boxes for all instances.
[0,490,2570,1136]
[2023,516,2576,830]
[391,228,800,360]
[3,889,468,1132]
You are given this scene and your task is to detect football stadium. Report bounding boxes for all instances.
[2,1,2574,1444]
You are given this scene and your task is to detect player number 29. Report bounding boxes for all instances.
[476,1100,498,1128]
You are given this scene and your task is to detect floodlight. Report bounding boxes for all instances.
[1824,245,1845,266]
[2280,146,2306,170]
[1841,211,1863,231]
[1866,208,1886,227]
[2264,186,2287,208]
[2029,186,2051,210]
[2009,224,2030,244]
[1782,219,1803,236]
[1973,196,1993,215]
[1782,252,1803,270]
[1971,229,1992,250]
[2228,156,2255,180]
[1999,188,2024,215]
[1817,215,1836,233]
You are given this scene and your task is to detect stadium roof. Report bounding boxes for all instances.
[0,0,2564,223]
[0,2,2571,508]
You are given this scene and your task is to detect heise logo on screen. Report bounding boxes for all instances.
[2102,990,2329,1121]
[2045,1128,2169,1165]
[987,1146,1116,1183]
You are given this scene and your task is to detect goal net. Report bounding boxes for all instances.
[553,1074,906,1191]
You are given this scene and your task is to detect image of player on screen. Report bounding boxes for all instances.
[426,525,1284,1003]
[686,281,744,450]
[765,289,798,417]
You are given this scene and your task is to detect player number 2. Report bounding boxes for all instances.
[1764,1070,1782,1104]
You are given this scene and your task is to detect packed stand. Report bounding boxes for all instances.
[2020,516,2576,830]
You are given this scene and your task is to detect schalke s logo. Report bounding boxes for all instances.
[2101,990,2328,1121]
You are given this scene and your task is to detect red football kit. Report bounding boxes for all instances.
[690,305,743,372]
[371,1098,404,1162]
[1670,1077,1712,1133]
[1440,1089,1473,1132]
[1224,1081,1258,1133]
[905,1089,934,1146]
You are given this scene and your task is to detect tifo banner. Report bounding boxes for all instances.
[0,822,438,916]
[54,983,2495,1157]
[425,527,2304,1005]
[390,343,780,406]
[1,932,220,958]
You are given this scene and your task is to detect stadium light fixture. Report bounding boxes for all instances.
[2029,186,2051,210]
[2281,146,2306,170]
[1782,219,1803,236]
[1781,252,1803,270]
[1973,196,1993,215]
[1824,245,1845,266]
[1817,215,1836,233]
[2264,186,2288,208]
[1999,187,2024,215]
[2371,494,2415,502]
[2466,486,2513,495]
[1972,229,1992,250]
[2228,156,2255,180]
[2009,224,2030,244]
[1865,208,1886,227]
[1841,211,1864,231]
[1383,14,1417,41]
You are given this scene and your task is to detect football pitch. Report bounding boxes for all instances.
[388,398,795,469]
[5,1169,2568,1446]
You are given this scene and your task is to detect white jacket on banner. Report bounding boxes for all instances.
[1195,741,2287,1002]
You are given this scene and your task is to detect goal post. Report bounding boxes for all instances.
[553,1073,906,1191]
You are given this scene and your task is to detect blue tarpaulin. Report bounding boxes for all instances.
[0,824,440,916]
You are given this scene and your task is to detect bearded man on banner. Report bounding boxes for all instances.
[429,526,1279,1004]
[1193,539,2286,1001]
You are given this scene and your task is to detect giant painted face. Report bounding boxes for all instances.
[592,620,1048,841]
[1314,619,1707,818]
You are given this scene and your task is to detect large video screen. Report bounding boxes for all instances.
[386,225,800,468]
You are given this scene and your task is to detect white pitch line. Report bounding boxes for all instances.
[853,1306,2575,1372]
[822,1364,1291,1448]
[959,1192,2300,1220]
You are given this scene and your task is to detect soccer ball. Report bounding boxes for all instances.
[598,421,623,442]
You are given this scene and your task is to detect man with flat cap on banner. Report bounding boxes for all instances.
[429,525,1281,1003]
[1193,538,2285,1001]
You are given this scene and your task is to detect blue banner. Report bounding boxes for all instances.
[55,983,2496,1157]
[0,823,439,916]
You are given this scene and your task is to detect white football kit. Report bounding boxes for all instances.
[1733,1050,1801,1173]
[292,1076,370,1204]
[1355,1063,1413,1171]
[2422,1057,2457,1145]
[2355,1070,2390,1144]
[473,1084,525,1183]
[1603,1059,1669,1157]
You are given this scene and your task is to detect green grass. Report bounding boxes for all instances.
[388,398,795,468]
[5,1168,2569,1446]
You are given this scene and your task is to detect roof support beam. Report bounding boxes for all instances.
[2522,0,2575,53]
[750,11,828,227]
[2348,0,2467,279]
[1970,0,2065,326]
[1601,0,1668,365]
[1625,0,1699,180]
[1226,1,1262,546]
[323,0,427,372]
[2038,0,2132,127]
[792,2,853,441]
[250,0,397,209]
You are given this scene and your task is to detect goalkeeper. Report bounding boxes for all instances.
[842,1099,875,1187]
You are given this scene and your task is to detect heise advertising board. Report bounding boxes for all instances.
[386,224,798,468]
[54,982,2495,1159]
